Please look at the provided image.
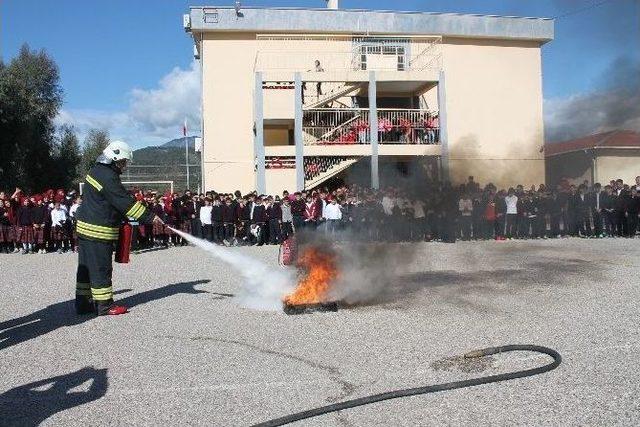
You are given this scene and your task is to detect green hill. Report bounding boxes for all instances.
[122,139,201,192]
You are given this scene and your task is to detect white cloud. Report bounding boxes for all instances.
[55,61,201,149]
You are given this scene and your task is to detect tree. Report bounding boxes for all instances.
[51,125,81,189]
[79,129,110,178]
[0,44,63,192]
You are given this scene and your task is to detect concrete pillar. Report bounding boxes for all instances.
[368,71,379,190]
[294,73,304,191]
[254,72,265,194]
[437,70,450,182]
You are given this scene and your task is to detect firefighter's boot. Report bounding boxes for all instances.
[95,301,128,316]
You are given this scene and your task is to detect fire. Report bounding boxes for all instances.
[284,246,339,306]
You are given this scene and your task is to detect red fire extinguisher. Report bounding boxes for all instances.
[278,235,298,267]
[115,223,133,264]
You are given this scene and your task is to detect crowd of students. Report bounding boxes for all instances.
[2,175,639,254]
[452,176,640,241]
[0,189,81,254]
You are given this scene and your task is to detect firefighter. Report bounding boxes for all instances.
[75,141,163,316]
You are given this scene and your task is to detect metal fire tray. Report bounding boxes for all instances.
[283,301,339,315]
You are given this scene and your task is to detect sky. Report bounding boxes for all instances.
[1,0,639,147]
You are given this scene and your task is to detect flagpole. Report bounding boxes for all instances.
[184,118,190,191]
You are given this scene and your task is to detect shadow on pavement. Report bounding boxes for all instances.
[0,366,108,426]
[0,280,210,351]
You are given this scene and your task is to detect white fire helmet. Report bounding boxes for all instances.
[102,140,133,163]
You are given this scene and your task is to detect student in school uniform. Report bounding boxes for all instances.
[221,197,238,245]
[601,185,617,237]
[17,198,34,254]
[211,197,224,244]
[574,185,592,237]
[51,201,69,253]
[303,195,319,230]
[0,199,15,253]
[589,183,605,238]
[235,197,251,245]
[627,187,640,237]
[251,196,268,246]
[31,195,47,253]
[266,196,282,245]
[198,197,213,242]
[290,192,306,232]
[280,196,294,240]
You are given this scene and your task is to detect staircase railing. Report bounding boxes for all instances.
[303,108,370,145]
[304,156,360,189]
[303,82,364,109]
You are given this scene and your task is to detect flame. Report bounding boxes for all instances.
[284,246,338,306]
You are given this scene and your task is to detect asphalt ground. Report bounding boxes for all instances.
[1,238,639,426]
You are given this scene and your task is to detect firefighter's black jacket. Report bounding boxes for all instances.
[76,163,154,242]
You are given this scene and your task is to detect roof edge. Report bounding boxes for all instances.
[188,6,554,21]
[187,7,554,42]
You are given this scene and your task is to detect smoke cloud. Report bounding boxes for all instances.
[169,227,295,311]
[545,57,640,142]
[331,243,417,305]
[295,231,418,306]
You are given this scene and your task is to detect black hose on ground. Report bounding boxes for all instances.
[252,344,561,427]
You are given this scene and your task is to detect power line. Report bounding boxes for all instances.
[553,0,622,19]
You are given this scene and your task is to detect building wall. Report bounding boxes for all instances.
[201,33,547,191]
[595,150,640,184]
[202,32,258,192]
[545,151,592,186]
[265,168,296,195]
[263,88,295,120]
[546,149,640,187]
[442,38,545,187]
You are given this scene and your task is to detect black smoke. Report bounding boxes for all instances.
[545,57,640,143]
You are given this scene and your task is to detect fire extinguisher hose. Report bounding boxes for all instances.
[251,344,561,427]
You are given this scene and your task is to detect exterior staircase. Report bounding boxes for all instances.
[304,157,361,189]
[304,82,365,109]
[318,114,363,141]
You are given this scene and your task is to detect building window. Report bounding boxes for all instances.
[354,38,409,71]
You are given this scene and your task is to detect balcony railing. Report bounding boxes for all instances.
[303,108,440,145]
[255,35,442,73]
[303,108,370,145]
[378,109,440,145]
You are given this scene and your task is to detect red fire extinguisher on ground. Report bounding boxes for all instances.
[278,235,298,267]
[115,222,133,264]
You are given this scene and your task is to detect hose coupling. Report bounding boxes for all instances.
[463,350,486,359]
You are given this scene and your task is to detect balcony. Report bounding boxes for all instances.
[255,35,442,73]
[303,108,370,144]
[303,108,440,146]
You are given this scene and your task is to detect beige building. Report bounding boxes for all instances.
[185,4,553,193]
[545,130,640,186]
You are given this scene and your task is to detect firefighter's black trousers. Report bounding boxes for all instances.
[76,237,114,304]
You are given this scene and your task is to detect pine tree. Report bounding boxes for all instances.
[0,44,63,192]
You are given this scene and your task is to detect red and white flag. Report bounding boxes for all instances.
[182,118,188,137]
